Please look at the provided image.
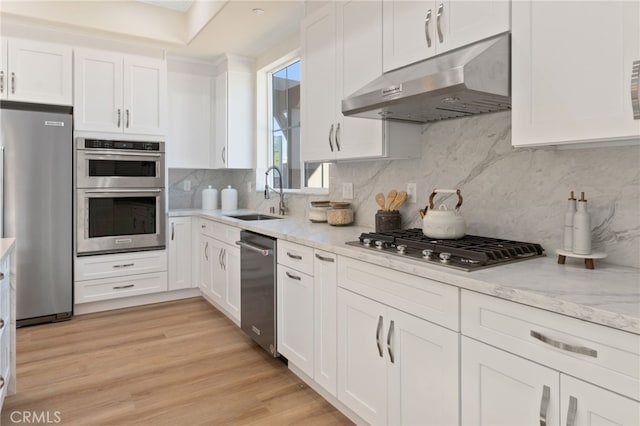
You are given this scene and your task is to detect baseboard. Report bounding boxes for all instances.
[288,363,366,426]
[74,288,201,315]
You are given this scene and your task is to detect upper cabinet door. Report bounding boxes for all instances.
[74,48,123,133]
[123,55,167,136]
[336,0,386,159]
[437,0,510,53]
[6,38,72,105]
[512,1,640,147]
[383,0,437,72]
[301,4,338,163]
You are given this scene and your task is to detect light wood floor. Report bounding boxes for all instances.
[1,298,352,425]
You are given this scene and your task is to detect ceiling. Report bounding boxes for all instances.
[0,0,306,60]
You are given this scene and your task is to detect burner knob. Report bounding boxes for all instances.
[439,252,452,263]
[396,245,407,254]
[375,240,384,250]
[363,238,371,247]
[422,249,433,259]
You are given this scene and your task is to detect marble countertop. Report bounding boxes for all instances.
[0,238,16,261]
[171,209,640,334]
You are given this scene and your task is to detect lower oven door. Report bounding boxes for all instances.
[76,188,166,255]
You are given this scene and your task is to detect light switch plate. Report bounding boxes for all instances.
[342,182,354,200]
[407,183,417,203]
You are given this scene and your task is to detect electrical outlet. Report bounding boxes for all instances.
[183,180,191,191]
[407,183,417,203]
[342,182,354,200]
[247,182,253,193]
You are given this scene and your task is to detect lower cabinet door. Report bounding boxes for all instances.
[461,336,560,426]
[277,265,314,377]
[209,239,225,305]
[561,375,640,426]
[387,307,459,426]
[337,288,387,425]
[313,250,338,397]
[223,245,241,324]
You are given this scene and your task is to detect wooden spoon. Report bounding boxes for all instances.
[386,189,397,211]
[375,193,386,211]
[390,191,407,211]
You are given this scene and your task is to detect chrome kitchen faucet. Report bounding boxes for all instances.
[265,166,286,216]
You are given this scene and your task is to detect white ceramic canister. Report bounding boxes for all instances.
[202,185,218,210]
[221,185,238,211]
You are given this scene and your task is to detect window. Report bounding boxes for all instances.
[266,58,328,191]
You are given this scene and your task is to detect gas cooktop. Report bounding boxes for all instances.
[346,228,545,271]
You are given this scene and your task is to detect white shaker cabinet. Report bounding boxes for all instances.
[512,1,640,147]
[0,38,72,105]
[168,216,192,290]
[74,48,167,136]
[382,0,510,72]
[301,1,420,163]
[167,64,213,169]
[336,257,460,426]
[197,219,241,325]
[213,55,254,169]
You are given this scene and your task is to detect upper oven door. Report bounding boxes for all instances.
[76,145,165,188]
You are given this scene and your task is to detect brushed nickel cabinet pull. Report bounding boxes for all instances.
[631,60,640,120]
[530,330,597,358]
[205,242,209,260]
[117,109,121,128]
[0,71,4,94]
[222,147,226,164]
[171,222,175,240]
[314,253,334,262]
[387,320,395,363]
[0,319,4,329]
[126,109,130,128]
[0,376,4,390]
[425,9,432,48]
[287,252,302,260]
[11,72,15,94]
[436,3,444,43]
[285,271,301,281]
[539,385,550,426]
[566,396,578,426]
[113,284,134,290]
[222,249,226,270]
[218,248,223,269]
[376,315,383,357]
[335,122,341,151]
[0,272,4,280]
[328,124,335,152]
[112,263,134,269]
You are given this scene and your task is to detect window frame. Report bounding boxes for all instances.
[256,50,329,195]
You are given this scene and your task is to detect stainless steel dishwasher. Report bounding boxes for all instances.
[237,230,278,357]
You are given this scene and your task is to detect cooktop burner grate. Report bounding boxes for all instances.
[347,228,545,271]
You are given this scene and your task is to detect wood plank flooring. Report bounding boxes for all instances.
[1,298,352,425]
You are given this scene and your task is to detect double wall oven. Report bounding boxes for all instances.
[75,138,166,256]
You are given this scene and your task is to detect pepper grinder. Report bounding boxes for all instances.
[572,192,591,255]
[563,191,576,251]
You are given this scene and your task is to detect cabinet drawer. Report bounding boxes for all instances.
[338,256,459,331]
[461,290,640,401]
[75,271,168,304]
[75,250,167,281]
[199,218,241,246]
[278,241,314,275]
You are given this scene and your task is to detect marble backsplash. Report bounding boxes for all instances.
[170,111,640,268]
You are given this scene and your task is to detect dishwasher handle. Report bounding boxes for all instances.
[236,240,273,256]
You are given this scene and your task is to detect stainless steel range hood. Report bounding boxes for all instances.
[342,33,510,124]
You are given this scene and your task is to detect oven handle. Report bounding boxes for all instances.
[236,240,272,256]
[81,151,162,158]
[84,189,163,194]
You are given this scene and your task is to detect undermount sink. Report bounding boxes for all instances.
[226,213,282,221]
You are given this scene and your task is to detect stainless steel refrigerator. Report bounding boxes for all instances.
[0,101,73,326]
